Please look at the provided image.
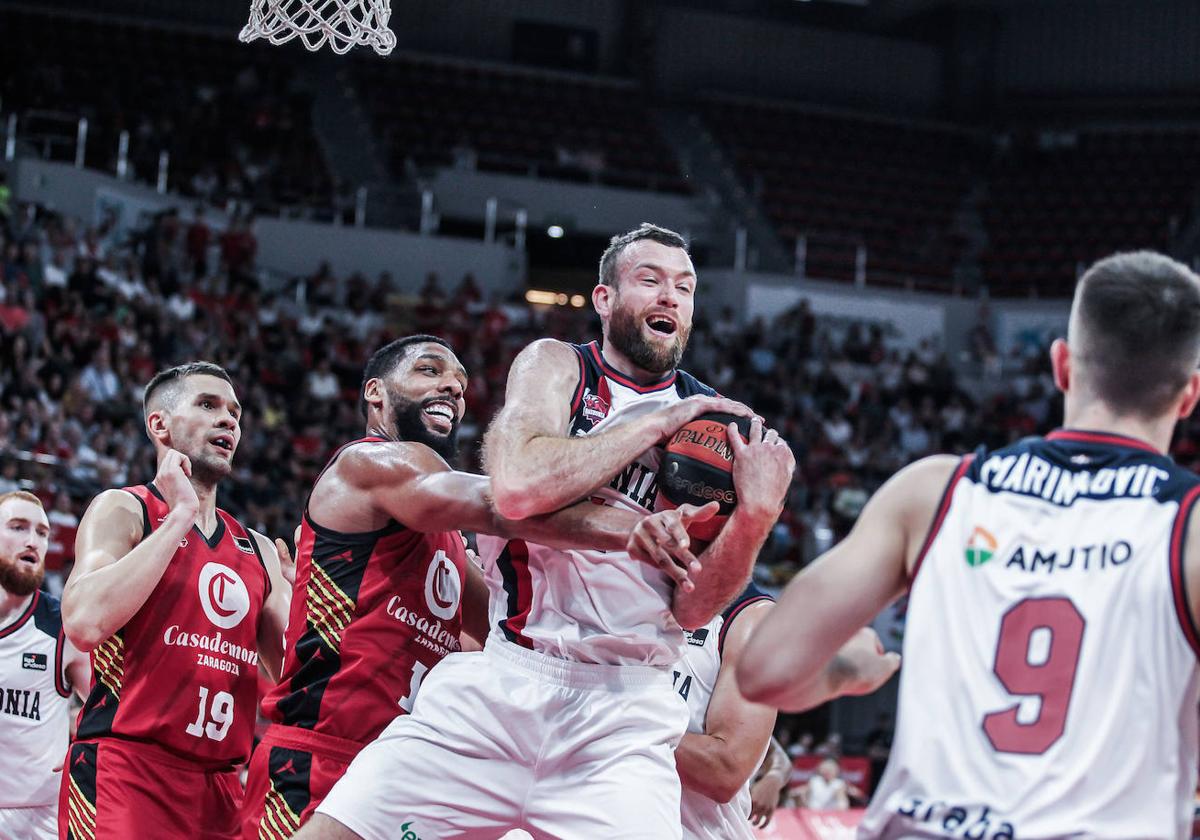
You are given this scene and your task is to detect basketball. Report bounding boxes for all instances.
[657,412,752,541]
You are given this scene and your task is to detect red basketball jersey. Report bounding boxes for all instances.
[261,437,468,746]
[75,484,271,767]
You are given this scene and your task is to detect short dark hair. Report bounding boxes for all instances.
[1073,251,1200,416]
[360,334,453,419]
[598,223,689,288]
[143,361,233,417]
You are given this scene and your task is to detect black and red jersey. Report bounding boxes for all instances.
[261,437,469,746]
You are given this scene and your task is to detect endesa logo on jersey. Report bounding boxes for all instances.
[197,562,252,629]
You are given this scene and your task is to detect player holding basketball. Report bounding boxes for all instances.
[740,251,1200,839]
[59,362,291,840]
[240,334,709,838]
[299,223,808,840]
[0,491,90,840]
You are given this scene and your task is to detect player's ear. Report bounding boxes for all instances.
[145,409,170,446]
[363,377,384,413]
[592,283,612,318]
[1178,370,1200,419]
[1050,338,1070,393]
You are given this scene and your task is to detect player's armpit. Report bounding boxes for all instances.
[737,455,958,711]
[251,529,290,682]
[676,601,777,804]
[1181,498,1200,652]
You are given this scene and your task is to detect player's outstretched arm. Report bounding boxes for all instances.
[321,441,706,589]
[737,455,958,711]
[672,419,794,630]
[484,339,752,520]
[251,529,291,682]
[676,601,778,804]
[62,450,200,652]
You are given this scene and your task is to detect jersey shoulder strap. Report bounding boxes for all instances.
[718,582,774,656]
[568,341,610,436]
[32,592,71,698]
[675,368,717,398]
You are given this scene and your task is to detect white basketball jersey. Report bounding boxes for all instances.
[863,430,1200,840]
[0,591,75,808]
[479,340,717,666]
[675,584,773,840]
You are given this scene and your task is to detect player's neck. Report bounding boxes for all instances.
[599,338,671,385]
[1061,402,1175,454]
[190,478,221,536]
[0,587,33,627]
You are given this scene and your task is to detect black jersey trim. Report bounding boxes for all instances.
[55,627,70,698]
[587,342,677,393]
[0,590,38,639]
[146,483,226,549]
[569,344,587,416]
[122,486,151,540]
[244,527,272,601]
[717,596,774,658]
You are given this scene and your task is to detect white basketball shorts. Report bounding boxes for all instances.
[317,635,690,839]
[0,803,57,840]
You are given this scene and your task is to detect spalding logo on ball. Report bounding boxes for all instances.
[657,412,752,541]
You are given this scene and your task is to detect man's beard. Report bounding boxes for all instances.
[0,556,43,597]
[391,393,460,462]
[189,452,232,487]
[608,299,690,375]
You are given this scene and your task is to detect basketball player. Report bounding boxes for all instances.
[59,362,291,840]
[0,491,90,840]
[675,584,898,839]
[239,334,711,838]
[739,251,1200,839]
[299,223,807,840]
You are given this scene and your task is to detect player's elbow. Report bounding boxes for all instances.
[689,761,750,804]
[735,656,786,707]
[61,609,103,653]
[491,476,549,521]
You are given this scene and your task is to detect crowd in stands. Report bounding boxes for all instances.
[7,192,1200,785]
[0,7,332,216]
[11,195,1200,593]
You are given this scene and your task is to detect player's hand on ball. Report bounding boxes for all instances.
[729,418,795,521]
[833,628,901,697]
[156,448,199,516]
[626,502,720,592]
[658,395,759,440]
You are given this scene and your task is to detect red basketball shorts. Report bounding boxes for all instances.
[238,724,363,840]
[59,738,242,840]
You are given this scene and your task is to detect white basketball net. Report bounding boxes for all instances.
[239,0,396,56]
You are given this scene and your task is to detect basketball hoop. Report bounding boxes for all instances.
[239,0,396,56]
